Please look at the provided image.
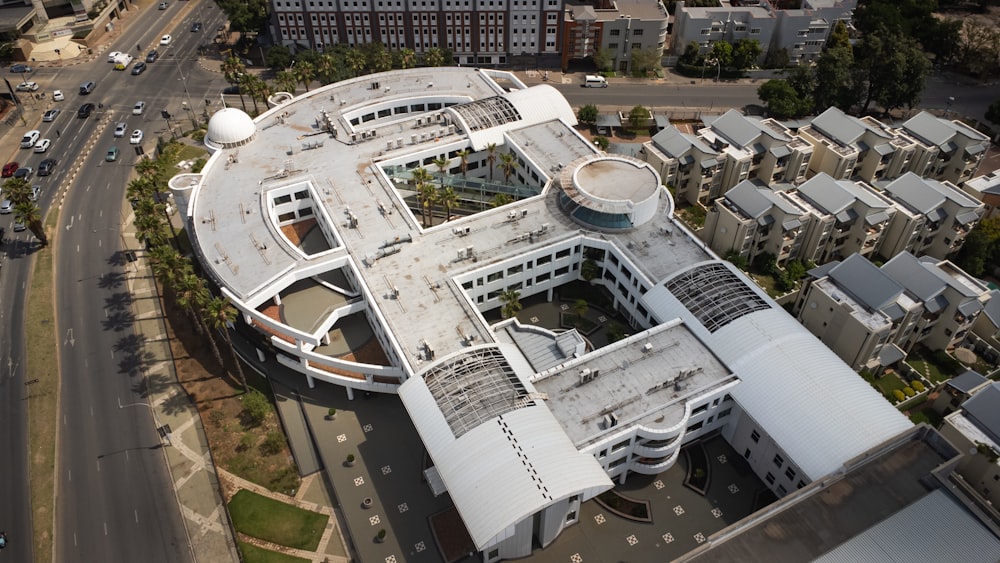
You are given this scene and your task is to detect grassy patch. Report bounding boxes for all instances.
[174,143,208,163]
[237,541,310,563]
[873,373,909,401]
[27,211,60,563]
[229,489,328,551]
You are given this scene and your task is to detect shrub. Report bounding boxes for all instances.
[209,409,226,427]
[241,389,270,427]
[238,433,256,452]
[911,380,925,392]
[892,389,906,402]
[261,431,285,456]
[346,454,355,463]
[191,157,207,172]
[903,386,915,398]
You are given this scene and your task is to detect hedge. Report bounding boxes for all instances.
[911,380,925,392]
[892,389,906,402]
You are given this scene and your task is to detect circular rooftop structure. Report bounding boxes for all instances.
[206,107,257,149]
[558,155,663,231]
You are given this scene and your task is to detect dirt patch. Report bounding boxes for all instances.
[158,284,301,494]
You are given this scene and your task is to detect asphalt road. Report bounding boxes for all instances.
[0,0,228,560]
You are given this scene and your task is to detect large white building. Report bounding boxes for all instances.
[172,67,915,561]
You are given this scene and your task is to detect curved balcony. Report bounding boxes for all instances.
[633,436,681,458]
[630,447,681,475]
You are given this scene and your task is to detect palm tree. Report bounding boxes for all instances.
[134,213,166,247]
[345,50,367,77]
[3,177,31,206]
[499,152,518,185]
[456,149,470,177]
[418,182,438,228]
[315,52,337,84]
[398,48,416,69]
[411,167,433,226]
[573,299,589,327]
[274,70,297,94]
[423,47,445,67]
[238,73,258,113]
[499,289,522,319]
[133,158,162,182]
[174,271,208,337]
[293,60,316,92]
[369,43,392,72]
[204,295,248,391]
[490,193,513,208]
[438,187,458,221]
[433,157,449,187]
[13,200,47,246]
[486,143,497,183]
[221,56,248,109]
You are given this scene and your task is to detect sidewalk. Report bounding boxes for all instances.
[120,196,242,563]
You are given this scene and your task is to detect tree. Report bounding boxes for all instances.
[783,65,815,114]
[204,295,248,391]
[955,217,1000,276]
[627,105,649,130]
[221,56,247,110]
[293,60,316,92]
[710,41,733,69]
[13,200,47,246]
[577,104,599,125]
[365,42,392,72]
[629,47,661,75]
[580,258,601,281]
[433,156,449,187]
[411,167,434,227]
[827,20,850,50]
[499,152,518,184]
[499,289,522,319]
[679,41,701,65]
[987,99,1000,126]
[814,41,857,112]
[490,193,513,208]
[486,143,498,183]
[731,39,762,70]
[423,47,445,67]
[398,48,417,69]
[593,135,610,151]
[757,79,803,119]
[592,48,614,72]
[438,187,458,221]
[958,19,1000,78]
[456,149,470,177]
[264,44,293,70]
[855,32,930,114]
[345,49,367,77]
[274,70,297,94]
[763,47,789,69]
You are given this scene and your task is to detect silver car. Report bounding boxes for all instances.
[114,122,127,137]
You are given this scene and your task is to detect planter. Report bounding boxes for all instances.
[345,454,356,467]
[375,529,386,543]
[362,497,373,509]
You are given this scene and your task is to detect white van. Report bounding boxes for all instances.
[584,75,608,88]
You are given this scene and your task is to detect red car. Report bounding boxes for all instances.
[2,161,19,178]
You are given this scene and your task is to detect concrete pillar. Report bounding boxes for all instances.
[547,287,554,302]
[346,386,355,400]
[306,373,315,388]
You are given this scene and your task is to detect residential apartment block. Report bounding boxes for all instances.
[639,110,812,206]
[271,0,565,65]
[878,172,984,261]
[961,169,1000,220]
[898,111,991,187]
[939,382,1000,512]
[671,0,855,66]
[795,251,992,371]
[560,0,669,73]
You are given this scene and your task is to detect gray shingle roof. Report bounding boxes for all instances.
[901,111,952,147]
[811,106,865,145]
[963,382,1000,443]
[881,252,946,302]
[947,370,988,394]
[883,173,946,214]
[725,181,771,219]
[711,109,762,149]
[828,253,904,312]
[651,125,693,158]
[796,173,854,214]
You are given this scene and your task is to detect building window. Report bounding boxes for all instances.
[687,421,704,432]
[612,439,630,452]
[718,407,731,418]
[765,472,775,485]
[785,467,796,481]
[692,403,708,415]
[566,511,577,522]
[797,480,806,489]
[750,429,760,443]
[773,454,783,468]
[777,485,787,496]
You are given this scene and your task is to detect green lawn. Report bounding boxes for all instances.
[237,542,310,563]
[229,489,328,551]
[873,372,909,401]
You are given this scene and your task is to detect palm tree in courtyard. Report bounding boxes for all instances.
[490,193,513,208]
[573,299,589,327]
[433,157,449,188]
[438,187,458,221]
[456,149,470,177]
[418,182,438,228]
[499,151,518,185]
[486,143,497,182]
[204,295,248,391]
[499,289,522,320]
[411,167,434,227]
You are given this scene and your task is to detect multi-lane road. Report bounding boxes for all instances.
[0,1,228,561]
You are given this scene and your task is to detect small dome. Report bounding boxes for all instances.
[206,108,257,148]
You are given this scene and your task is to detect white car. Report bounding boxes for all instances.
[114,122,127,137]
[160,35,172,45]
[107,51,123,63]
[133,101,146,115]
[42,109,60,122]
[16,81,39,92]
[20,130,40,148]
[52,90,64,101]
[33,138,51,153]
[130,129,144,144]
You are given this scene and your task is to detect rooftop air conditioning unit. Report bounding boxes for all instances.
[643,342,653,353]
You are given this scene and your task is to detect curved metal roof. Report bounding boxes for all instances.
[447,84,577,151]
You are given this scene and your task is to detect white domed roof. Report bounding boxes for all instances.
[206,108,256,147]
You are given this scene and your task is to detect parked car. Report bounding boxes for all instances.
[12,166,32,180]
[42,109,60,122]
[158,1,168,8]
[160,35,172,45]
[15,81,39,92]
[106,147,119,162]
[131,61,147,75]
[130,130,144,144]
[9,64,32,73]
[190,22,202,32]
[133,101,146,115]
[114,122,127,137]
[33,138,51,153]
[79,80,96,94]
[20,130,40,148]
[145,50,159,63]
[2,162,19,178]
[78,103,95,118]
[0,199,13,214]
[37,158,56,177]
[107,51,123,63]
[52,90,64,101]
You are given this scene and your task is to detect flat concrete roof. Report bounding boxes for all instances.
[532,320,737,448]
[576,158,659,203]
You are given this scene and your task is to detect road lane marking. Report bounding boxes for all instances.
[135,509,139,524]
[96,459,100,472]
[74,533,77,546]
[64,328,75,347]
[104,522,108,536]
[66,215,74,230]
[68,469,71,482]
